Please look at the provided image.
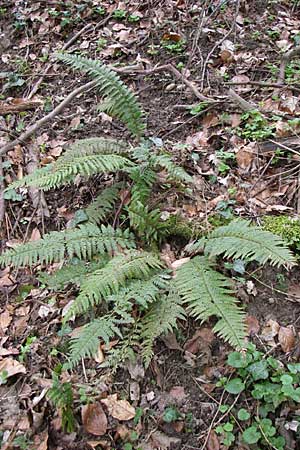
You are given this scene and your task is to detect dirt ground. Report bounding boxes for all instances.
[1,1,300,449]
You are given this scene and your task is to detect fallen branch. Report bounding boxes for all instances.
[226,80,300,93]
[228,88,257,111]
[0,80,97,156]
[113,63,212,102]
[277,45,300,84]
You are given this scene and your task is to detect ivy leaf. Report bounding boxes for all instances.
[225,378,245,394]
[247,360,269,380]
[242,426,261,444]
[237,408,250,421]
[227,351,251,368]
[163,407,180,423]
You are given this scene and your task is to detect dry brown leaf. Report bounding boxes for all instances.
[150,431,181,449]
[207,430,220,450]
[161,332,182,350]
[169,386,186,403]
[94,345,105,364]
[0,268,15,288]
[245,315,260,335]
[171,257,190,271]
[101,394,135,421]
[288,283,300,299]
[261,319,280,346]
[30,228,41,241]
[0,310,12,331]
[278,326,295,353]
[33,430,48,450]
[280,96,298,114]
[87,440,110,450]
[82,403,107,436]
[230,75,250,92]
[162,32,181,42]
[184,327,215,354]
[236,142,256,171]
[0,357,26,378]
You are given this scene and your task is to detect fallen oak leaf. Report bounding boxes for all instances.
[82,403,107,436]
[101,394,135,421]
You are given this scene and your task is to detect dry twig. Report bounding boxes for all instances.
[0,80,97,156]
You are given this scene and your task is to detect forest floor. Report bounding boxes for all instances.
[1,1,300,449]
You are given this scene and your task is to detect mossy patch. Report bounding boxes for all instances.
[262,215,300,251]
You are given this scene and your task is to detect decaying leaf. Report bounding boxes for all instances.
[245,315,260,335]
[0,358,26,378]
[278,326,295,353]
[207,429,220,450]
[101,394,135,421]
[261,319,280,346]
[82,403,107,436]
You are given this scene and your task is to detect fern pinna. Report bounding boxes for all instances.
[1,55,296,371]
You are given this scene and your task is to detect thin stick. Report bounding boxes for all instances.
[0,157,5,225]
[115,63,212,102]
[228,88,257,111]
[0,80,97,156]
[226,80,300,93]
[28,14,113,99]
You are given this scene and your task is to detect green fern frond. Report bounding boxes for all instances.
[199,219,296,268]
[48,375,75,432]
[129,166,157,204]
[0,224,135,268]
[64,137,129,157]
[8,154,133,191]
[151,153,193,184]
[140,289,185,366]
[108,272,171,309]
[39,258,107,290]
[127,203,164,242]
[174,256,246,349]
[56,53,145,137]
[64,251,163,319]
[83,183,123,224]
[66,314,125,369]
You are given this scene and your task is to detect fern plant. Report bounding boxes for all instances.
[0,55,296,373]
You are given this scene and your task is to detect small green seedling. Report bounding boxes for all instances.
[215,344,300,449]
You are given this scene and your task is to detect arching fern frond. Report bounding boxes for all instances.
[192,219,296,268]
[174,256,246,349]
[151,153,193,184]
[64,251,163,319]
[8,153,133,191]
[140,289,185,366]
[82,183,123,224]
[56,53,145,137]
[108,272,171,309]
[63,138,129,158]
[39,258,108,290]
[0,224,135,267]
[65,314,127,369]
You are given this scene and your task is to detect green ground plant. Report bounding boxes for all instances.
[263,215,300,251]
[0,54,295,376]
[236,110,276,141]
[215,344,300,449]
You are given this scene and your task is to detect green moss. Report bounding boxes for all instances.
[262,215,300,250]
[162,214,204,240]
